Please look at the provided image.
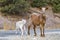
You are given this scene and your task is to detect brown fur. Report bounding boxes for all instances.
[28,13,46,37]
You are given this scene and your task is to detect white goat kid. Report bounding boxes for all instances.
[16,19,26,36]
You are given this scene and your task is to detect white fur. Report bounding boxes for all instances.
[16,19,26,35]
[42,7,46,13]
[32,13,40,16]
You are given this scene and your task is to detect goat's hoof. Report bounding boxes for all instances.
[28,33,30,35]
[34,34,37,36]
[40,34,45,37]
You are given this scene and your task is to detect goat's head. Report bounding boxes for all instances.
[39,7,48,13]
[22,19,26,23]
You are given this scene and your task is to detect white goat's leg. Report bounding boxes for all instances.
[24,26,27,35]
[24,26,25,31]
[21,29,24,36]
[20,26,24,36]
[16,26,19,34]
[16,28,18,34]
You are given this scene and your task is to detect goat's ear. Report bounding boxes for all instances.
[39,7,42,10]
[46,7,48,10]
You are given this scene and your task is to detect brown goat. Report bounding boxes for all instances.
[28,13,46,37]
[28,7,47,37]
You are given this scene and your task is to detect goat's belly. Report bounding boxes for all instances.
[16,23,24,28]
[32,21,40,25]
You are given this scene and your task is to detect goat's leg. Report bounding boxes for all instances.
[16,27,19,34]
[40,25,42,36]
[33,25,36,36]
[21,29,24,36]
[40,24,45,37]
[28,26,30,35]
[42,23,45,37]
[42,26,45,37]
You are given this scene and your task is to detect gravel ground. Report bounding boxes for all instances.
[0,33,60,40]
[0,30,60,40]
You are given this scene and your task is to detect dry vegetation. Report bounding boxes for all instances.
[0,6,60,30]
